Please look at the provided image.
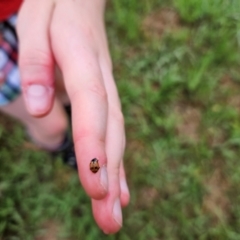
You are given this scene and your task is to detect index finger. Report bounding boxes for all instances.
[70,65,109,200]
[50,3,109,200]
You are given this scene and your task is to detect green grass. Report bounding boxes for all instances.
[2,0,240,239]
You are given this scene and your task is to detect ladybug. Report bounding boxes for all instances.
[90,158,100,173]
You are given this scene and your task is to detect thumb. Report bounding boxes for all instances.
[17,0,55,117]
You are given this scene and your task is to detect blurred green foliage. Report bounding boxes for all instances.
[2,0,240,239]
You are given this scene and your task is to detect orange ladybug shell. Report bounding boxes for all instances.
[90,158,100,173]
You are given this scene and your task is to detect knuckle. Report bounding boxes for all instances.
[81,25,94,41]
[19,48,52,69]
[109,163,120,178]
[73,128,105,145]
[86,81,108,103]
[79,22,98,46]
[19,49,53,85]
[70,81,107,104]
[110,107,125,126]
[73,128,92,143]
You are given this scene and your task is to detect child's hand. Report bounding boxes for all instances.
[17,0,130,234]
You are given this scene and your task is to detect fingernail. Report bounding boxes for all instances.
[112,198,122,227]
[100,165,108,192]
[25,84,52,113]
[120,178,129,195]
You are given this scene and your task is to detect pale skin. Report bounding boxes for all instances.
[15,0,130,234]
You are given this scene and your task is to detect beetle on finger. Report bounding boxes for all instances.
[90,158,100,173]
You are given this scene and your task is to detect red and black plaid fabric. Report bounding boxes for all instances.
[0,14,21,105]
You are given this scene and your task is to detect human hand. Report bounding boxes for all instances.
[17,0,130,234]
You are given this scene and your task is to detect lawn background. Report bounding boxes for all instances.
[1,0,240,239]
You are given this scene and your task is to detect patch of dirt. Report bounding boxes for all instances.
[220,75,240,111]
[142,8,180,38]
[228,95,240,110]
[206,127,226,147]
[202,168,230,224]
[36,221,62,240]
[138,187,159,208]
[221,75,238,89]
[174,104,201,143]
